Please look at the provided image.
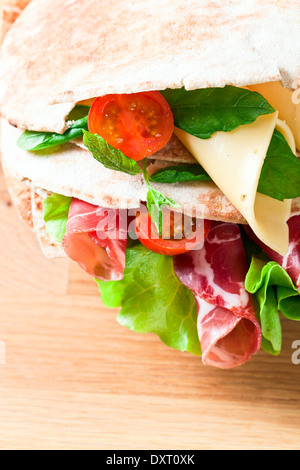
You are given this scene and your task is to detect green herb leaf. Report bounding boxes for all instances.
[143,160,180,235]
[96,244,201,356]
[150,164,212,184]
[258,129,300,201]
[83,130,142,176]
[43,193,72,243]
[17,106,90,151]
[161,86,275,139]
[146,186,180,236]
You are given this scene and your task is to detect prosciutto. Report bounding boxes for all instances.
[245,215,300,292]
[62,199,129,281]
[174,222,262,369]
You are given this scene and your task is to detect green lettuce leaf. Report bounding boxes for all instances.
[245,256,300,356]
[96,244,201,356]
[161,86,275,139]
[258,129,300,201]
[82,130,142,176]
[43,193,72,243]
[17,106,90,151]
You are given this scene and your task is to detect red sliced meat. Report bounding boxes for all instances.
[245,215,300,291]
[62,199,128,281]
[174,222,262,369]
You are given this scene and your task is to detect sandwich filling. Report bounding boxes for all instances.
[5,80,300,369]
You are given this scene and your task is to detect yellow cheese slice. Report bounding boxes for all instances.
[174,112,292,256]
[275,118,296,154]
[77,98,95,106]
[248,81,300,151]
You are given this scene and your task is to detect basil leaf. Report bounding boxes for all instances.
[17,106,90,151]
[43,193,72,243]
[82,130,142,176]
[161,86,275,139]
[150,164,212,184]
[143,160,180,235]
[67,105,90,121]
[146,186,180,236]
[258,129,300,201]
[96,244,201,356]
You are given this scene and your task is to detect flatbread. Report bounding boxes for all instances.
[1,0,300,133]
[30,190,66,259]
[0,0,31,8]
[0,7,19,44]
[0,1,31,44]
[4,156,300,261]
[3,119,300,228]
[2,166,66,257]
[1,120,148,209]
[0,119,248,223]
[72,134,197,164]
[0,3,34,227]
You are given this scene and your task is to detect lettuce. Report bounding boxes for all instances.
[96,244,201,356]
[245,256,300,355]
[43,193,72,243]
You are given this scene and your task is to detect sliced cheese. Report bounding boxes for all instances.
[276,118,296,154]
[77,98,96,106]
[248,81,300,151]
[174,112,292,256]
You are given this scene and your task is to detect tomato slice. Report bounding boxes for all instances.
[135,208,211,256]
[88,91,174,161]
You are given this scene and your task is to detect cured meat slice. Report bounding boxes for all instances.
[174,223,262,369]
[63,199,128,281]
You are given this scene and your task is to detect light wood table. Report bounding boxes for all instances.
[0,166,300,450]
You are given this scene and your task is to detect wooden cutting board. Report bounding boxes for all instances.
[1,167,300,450]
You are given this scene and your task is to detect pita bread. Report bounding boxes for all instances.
[0,1,31,44]
[2,167,66,257]
[1,119,148,209]
[0,0,31,8]
[0,119,247,223]
[1,0,300,133]
[1,0,300,257]
[30,190,66,258]
[72,134,197,164]
[0,8,18,44]
[4,155,300,261]
[3,119,300,228]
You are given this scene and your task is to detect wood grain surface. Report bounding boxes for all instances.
[1,166,300,450]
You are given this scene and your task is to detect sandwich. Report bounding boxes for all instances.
[1,0,300,369]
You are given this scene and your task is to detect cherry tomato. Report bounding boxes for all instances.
[135,208,211,256]
[88,91,174,161]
